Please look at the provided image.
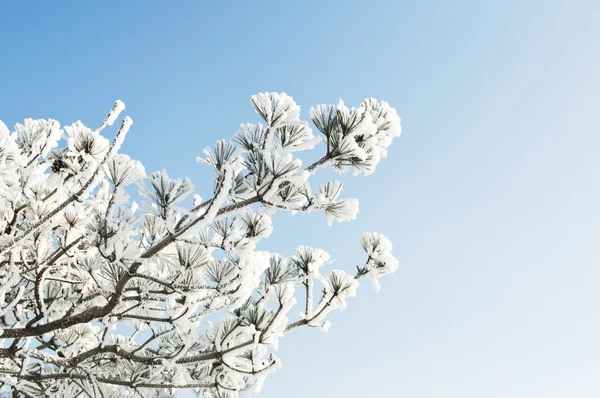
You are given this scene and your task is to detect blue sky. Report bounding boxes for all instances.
[1,1,599,397]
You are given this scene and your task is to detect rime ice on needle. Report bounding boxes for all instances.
[0,93,401,397]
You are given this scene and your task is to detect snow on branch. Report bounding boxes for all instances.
[0,93,401,397]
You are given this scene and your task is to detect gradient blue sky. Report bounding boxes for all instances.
[1,1,599,397]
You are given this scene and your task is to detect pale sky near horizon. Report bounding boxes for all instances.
[1,1,599,397]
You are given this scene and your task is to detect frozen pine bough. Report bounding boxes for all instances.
[0,93,401,397]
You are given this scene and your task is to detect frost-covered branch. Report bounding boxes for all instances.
[0,93,401,397]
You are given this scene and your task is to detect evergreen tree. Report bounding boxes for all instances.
[0,93,401,397]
